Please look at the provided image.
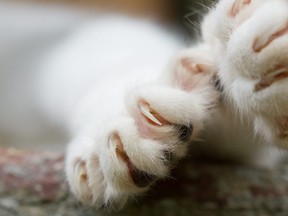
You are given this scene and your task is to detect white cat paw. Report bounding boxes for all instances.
[219,0,288,147]
[65,48,219,208]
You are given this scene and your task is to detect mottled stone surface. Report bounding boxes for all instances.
[1,148,288,216]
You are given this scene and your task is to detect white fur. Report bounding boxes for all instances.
[1,0,288,209]
[39,15,189,207]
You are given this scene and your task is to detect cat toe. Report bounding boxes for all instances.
[165,45,217,91]
[201,0,269,51]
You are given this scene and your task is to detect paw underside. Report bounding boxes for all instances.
[67,0,288,209]
[67,45,218,208]
[214,0,288,144]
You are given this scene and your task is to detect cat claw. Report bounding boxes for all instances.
[110,133,156,188]
[230,0,251,17]
[255,65,288,92]
[180,58,203,74]
[138,101,167,126]
[253,24,288,53]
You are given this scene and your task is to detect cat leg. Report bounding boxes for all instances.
[219,0,288,147]
[65,45,219,208]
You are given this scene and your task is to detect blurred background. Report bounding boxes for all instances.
[0,0,215,151]
[5,0,216,36]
